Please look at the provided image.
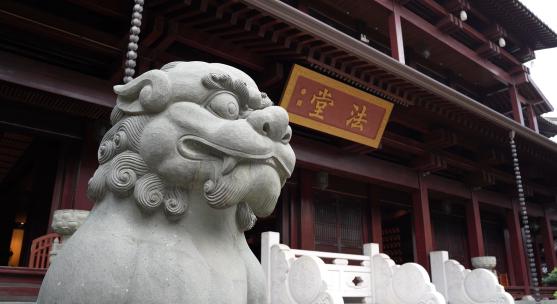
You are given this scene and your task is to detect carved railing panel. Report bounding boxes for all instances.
[262,232,445,304]
[430,251,514,304]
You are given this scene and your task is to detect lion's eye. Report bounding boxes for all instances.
[208,93,239,120]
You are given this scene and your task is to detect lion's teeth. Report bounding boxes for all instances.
[222,156,238,175]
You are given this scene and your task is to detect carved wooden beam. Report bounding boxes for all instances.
[0,2,121,55]
[412,154,447,173]
[476,41,501,59]
[171,22,266,71]
[463,171,496,189]
[480,149,507,166]
[515,47,535,62]
[443,0,471,15]
[436,14,464,35]
[424,128,458,149]
[484,24,508,41]
[341,142,376,155]
[0,51,114,108]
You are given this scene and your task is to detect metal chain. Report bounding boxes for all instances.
[510,131,540,302]
[123,0,145,84]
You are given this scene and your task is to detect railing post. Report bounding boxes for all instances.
[364,243,379,304]
[430,251,449,301]
[262,231,280,304]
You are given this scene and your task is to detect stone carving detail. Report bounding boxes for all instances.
[50,209,90,237]
[370,252,445,304]
[49,209,90,263]
[38,62,295,304]
[262,232,445,304]
[430,251,514,304]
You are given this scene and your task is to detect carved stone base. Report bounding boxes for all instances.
[49,209,90,263]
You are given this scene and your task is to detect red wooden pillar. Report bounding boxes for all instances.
[466,191,485,258]
[504,229,516,286]
[412,175,433,269]
[280,185,291,246]
[299,168,315,250]
[541,210,557,271]
[289,182,301,249]
[369,186,383,250]
[509,85,525,126]
[506,201,530,291]
[74,124,99,211]
[388,7,405,64]
[525,104,539,133]
[48,142,81,230]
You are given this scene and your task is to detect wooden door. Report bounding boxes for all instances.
[314,191,364,254]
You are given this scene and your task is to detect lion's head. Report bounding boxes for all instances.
[87,61,295,230]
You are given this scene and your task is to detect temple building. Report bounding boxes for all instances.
[1,0,557,301]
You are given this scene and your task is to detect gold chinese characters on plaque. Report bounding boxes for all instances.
[280,65,393,148]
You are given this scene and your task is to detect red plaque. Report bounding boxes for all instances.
[280,65,393,148]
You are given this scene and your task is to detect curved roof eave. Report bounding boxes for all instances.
[241,0,557,154]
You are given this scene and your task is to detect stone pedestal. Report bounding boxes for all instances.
[49,209,90,263]
[471,256,497,271]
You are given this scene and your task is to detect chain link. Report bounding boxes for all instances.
[123,0,145,84]
[510,131,540,302]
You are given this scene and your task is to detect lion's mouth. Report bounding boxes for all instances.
[178,135,292,178]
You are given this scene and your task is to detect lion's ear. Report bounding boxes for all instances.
[113,70,171,114]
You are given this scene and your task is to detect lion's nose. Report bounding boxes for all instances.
[247,106,291,143]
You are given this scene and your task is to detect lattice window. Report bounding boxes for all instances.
[314,191,363,253]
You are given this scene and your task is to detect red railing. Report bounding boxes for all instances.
[28,233,59,269]
[506,286,556,300]
[540,287,557,300]
[0,266,46,302]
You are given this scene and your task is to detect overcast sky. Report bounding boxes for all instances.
[519,0,557,117]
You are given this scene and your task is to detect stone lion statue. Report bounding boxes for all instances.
[37,62,295,304]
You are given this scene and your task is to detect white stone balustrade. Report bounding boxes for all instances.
[430,251,514,304]
[262,232,445,304]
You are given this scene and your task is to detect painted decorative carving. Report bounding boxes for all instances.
[37,62,295,304]
[49,209,90,263]
[262,232,445,304]
[430,251,514,304]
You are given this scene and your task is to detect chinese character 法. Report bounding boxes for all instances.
[346,104,367,131]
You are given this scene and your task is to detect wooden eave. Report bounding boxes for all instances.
[538,117,557,138]
[236,0,557,154]
[1,0,556,195]
[470,0,557,51]
[523,76,554,114]
[0,50,114,110]
[397,0,522,70]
